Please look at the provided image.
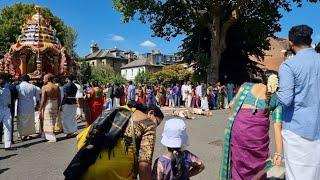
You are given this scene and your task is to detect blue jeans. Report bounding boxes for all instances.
[227,91,234,103]
[174,95,181,107]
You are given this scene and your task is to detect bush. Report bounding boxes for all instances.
[149,64,193,86]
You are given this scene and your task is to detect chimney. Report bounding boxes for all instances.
[125,51,135,63]
[90,43,99,53]
[151,49,160,65]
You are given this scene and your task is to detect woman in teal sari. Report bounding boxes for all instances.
[220,71,283,180]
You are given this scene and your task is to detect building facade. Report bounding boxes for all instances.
[249,37,290,71]
[121,57,163,81]
[141,49,182,65]
[82,45,182,80]
[82,43,136,72]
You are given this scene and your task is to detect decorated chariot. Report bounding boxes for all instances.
[0,6,76,80]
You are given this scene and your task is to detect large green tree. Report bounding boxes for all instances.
[0,3,78,58]
[181,19,266,83]
[77,61,92,83]
[135,71,151,84]
[113,0,319,83]
[91,64,127,85]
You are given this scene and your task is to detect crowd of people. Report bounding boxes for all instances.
[1,24,320,180]
[0,73,82,148]
[66,24,320,180]
[99,80,237,111]
[0,72,235,150]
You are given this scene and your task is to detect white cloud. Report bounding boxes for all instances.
[109,34,125,42]
[140,40,157,48]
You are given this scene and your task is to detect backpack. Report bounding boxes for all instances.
[63,106,135,180]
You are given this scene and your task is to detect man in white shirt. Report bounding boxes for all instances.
[195,83,202,108]
[181,82,187,107]
[0,73,16,150]
[16,74,40,140]
[74,80,84,121]
[184,81,192,108]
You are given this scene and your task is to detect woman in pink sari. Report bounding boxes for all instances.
[220,71,283,180]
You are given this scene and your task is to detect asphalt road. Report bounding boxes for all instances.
[0,109,281,180]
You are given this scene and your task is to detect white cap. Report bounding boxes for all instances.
[161,118,189,148]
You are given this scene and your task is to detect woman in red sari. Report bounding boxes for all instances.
[136,86,146,105]
[85,81,104,126]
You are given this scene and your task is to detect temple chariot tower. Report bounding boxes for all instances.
[0,6,76,80]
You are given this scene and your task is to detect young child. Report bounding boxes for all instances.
[153,118,205,180]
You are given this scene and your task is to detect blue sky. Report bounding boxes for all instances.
[1,0,320,56]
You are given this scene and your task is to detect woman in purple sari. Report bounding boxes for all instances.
[220,71,283,180]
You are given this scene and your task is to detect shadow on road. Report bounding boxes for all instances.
[0,168,10,174]
[0,154,17,161]
[14,139,46,148]
[56,135,77,142]
[13,133,79,148]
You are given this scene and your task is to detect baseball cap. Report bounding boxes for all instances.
[161,118,189,148]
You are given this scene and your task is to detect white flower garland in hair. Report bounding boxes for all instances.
[267,74,279,93]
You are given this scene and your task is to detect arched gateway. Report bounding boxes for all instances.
[0,6,76,80]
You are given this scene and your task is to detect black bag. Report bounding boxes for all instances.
[63,107,133,180]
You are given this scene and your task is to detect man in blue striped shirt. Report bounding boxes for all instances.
[277,25,320,180]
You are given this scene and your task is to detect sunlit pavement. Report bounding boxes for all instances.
[0,109,284,179]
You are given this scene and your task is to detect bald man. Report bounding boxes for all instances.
[39,74,61,143]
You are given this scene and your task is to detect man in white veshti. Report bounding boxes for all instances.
[16,74,40,140]
[61,76,78,137]
[181,82,188,108]
[277,25,320,180]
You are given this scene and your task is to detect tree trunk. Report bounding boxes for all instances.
[207,36,221,84]
[207,15,222,84]
[206,9,235,84]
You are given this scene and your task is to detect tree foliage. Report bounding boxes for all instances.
[91,64,127,85]
[0,3,78,58]
[77,62,92,83]
[134,70,151,84]
[113,0,319,83]
[149,64,193,86]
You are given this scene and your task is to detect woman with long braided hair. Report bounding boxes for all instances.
[220,71,283,180]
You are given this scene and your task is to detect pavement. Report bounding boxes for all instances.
[0,109,284,180]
